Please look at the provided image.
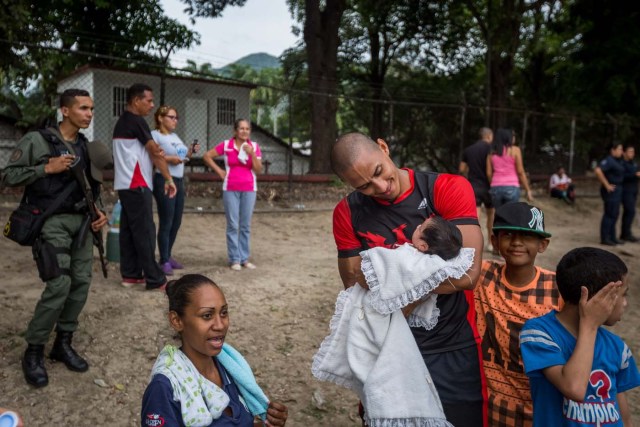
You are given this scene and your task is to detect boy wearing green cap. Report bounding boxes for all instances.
[474,202,563,426]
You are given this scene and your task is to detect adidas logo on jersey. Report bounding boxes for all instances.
[417,198,428,210]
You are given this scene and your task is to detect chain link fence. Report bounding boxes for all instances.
[1,46,637,177]
[0,62,311,176]
[0,117,25,169]
[346,99,632,177]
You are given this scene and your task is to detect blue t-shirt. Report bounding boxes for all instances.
[141,359,254,427]
[520,311,640,426]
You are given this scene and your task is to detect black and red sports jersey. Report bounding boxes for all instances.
[333,169,480,354]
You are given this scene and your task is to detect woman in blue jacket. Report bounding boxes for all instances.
[141,274,288,426]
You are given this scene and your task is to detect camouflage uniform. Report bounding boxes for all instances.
[2,127,103,387]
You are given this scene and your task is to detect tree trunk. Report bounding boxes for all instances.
[304,0,347,173]
[489,52,513,129]
[525,51,545,155]
[479,0,531,130]
[367,19,386,140]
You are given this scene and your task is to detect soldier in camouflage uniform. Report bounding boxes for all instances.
[2,89,109,387]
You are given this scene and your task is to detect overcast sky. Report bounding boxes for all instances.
[161,0,299,69]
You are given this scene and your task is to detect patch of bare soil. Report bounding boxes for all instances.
[0,182,639,425]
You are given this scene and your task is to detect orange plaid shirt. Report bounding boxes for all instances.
[474,260,562,427]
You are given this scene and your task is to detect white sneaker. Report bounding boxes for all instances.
[242,262,256,269]
[230,263,242,271]
[121,277,145,288]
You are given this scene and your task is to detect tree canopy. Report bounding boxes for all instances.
[179,0,247,21]
[280,0,640,173]
[0,0,199,128]
[3,0,640,173]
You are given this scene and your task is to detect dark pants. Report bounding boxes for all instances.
[550,184,575,202]
[152,174,185,264]
[118,187,166,287]
[600,186,622,243]
[621,187,638,238]
[424,345,486,427]
[26,214,92,344]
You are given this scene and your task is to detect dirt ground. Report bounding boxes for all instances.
[1,182,639,426]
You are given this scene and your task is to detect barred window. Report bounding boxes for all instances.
[112,86,128,117]
[217,98,236,125]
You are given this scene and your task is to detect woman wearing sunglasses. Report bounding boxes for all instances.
[151,105,199,275]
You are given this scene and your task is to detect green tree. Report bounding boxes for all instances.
[223,64,290,135]
[0,1,37,87]
[340,0,428,139]
[281,45,312,144]
[460,0,557,128]
[183,60,218,77]
[289,0,347,173]
[564,0,640,117]
[44,1,198,89]
[512,2,570,155]
[179,0,247,20]
[0,0,199,126]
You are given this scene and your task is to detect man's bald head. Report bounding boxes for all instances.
[331,132,384,178]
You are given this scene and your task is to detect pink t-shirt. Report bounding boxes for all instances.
[214,138,262,192]
[490,148,519,187]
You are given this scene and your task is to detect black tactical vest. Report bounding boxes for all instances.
[24,128,96,214]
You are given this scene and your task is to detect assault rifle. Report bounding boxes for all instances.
[69,157,108,278]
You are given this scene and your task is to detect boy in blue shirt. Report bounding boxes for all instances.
[520,247,640,426]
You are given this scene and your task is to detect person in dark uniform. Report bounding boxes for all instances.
[2,89,109,387]
[331,133,486,427]
[620,144,640,242]
[459,127,495,244]
[594,142,625,246]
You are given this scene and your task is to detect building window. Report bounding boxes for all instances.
[217,98,236,125]
[113,86,128,117]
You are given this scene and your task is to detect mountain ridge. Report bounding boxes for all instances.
[217,52,281,74]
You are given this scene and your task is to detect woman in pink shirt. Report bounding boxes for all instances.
[486,128,533,210]
[203,119,263,270]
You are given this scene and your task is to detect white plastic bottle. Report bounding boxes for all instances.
[106,200,122,263]
[110,199,122,232]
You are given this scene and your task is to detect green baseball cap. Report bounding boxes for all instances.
[492,202,552,238]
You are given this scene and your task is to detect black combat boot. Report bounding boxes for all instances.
[49,331,89,372]
[22,344,49,387]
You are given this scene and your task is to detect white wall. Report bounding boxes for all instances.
[56,71,97,141]
[57,68,251,153]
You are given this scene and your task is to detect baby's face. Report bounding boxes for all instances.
[411,217,432,252]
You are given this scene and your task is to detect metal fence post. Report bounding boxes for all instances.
[459,104,466,163]
[569,116,576,174]
[288,88,293,191]
[522,111,529,152]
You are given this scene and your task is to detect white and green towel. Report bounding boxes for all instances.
[150,344,268,427]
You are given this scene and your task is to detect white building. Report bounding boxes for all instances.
[56,65,309,174]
